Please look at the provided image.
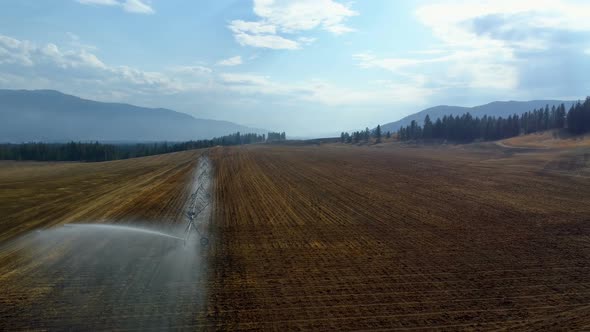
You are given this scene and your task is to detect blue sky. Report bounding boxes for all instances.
[0,0,589,136]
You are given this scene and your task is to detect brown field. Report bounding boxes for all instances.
[0,150,210,330]
[208,143,590,330]
[0,150,200,243]
[2,141,590,330]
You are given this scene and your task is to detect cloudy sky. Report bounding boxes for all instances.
[0,0,589,136]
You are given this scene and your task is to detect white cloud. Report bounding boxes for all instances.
[228,19,299,50]
[253,0,357,34]
[229,20,276,35]
[354,48,517,90]
[297,37,316,45]
[0,32,466,123]
[122,0,154,14]
[169,65,212,75]
[355,1,590,94]
[218,72,432,107]
[233,31,299,50]
[76,0,154,14]
[354,52,452,72]
[0,32,444,135]
[228,0,357,50]
[220,73,272,86]
[217,56,243,66]
[0,34,191,96]
[229,19,299,49]
[415,0,590,51]
[0,35,34,66]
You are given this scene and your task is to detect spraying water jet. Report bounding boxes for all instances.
[64,223,184,240]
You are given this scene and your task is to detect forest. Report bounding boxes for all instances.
[396,97,590,142]
[0,132,284,162]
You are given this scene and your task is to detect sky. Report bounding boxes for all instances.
[0,0,589,136]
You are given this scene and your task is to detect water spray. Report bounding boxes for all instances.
[64,223,184,241]
[60,154,212,247]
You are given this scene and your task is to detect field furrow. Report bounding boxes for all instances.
[208,144,590,330]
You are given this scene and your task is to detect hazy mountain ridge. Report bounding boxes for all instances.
[0,90,266,142]
[381,100,576,133]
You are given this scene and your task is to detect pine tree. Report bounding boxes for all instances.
[423,115,433,139]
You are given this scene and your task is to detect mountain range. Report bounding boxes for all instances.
[381,100,576,133]
[0,90,265,143]
[0,90,580,142]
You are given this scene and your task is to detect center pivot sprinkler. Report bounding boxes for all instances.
[183,159,211,246]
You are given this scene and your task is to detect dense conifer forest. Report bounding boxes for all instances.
[340,97,590,144]
[396,98,590,142]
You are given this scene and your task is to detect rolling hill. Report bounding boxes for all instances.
[0,90,266,142]
[381,100,576,133]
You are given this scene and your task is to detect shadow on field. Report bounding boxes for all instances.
[0,223,208,330]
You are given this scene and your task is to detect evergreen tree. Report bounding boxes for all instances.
[423,115,433,139]
[396,99,590,143]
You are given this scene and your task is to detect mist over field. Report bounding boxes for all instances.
[1,223,208,330]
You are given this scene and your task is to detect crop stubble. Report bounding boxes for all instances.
[0,150,200,242]
[208,144,590,330]
[0,150,209,330]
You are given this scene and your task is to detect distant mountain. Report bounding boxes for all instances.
[381,100,576,133]
[0,90,266,143]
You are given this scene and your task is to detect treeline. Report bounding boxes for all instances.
[267,131,286,141]
[340,125,392,144]
[398,97,590,142]
[0,131,282,162]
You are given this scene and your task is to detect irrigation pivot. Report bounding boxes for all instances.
[183,156,211,246]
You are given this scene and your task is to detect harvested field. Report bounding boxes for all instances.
[208,144,590,330]
[0,151,212,330]
[2,142,590,330]
[0,150,200,242]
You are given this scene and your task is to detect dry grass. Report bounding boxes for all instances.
[500,130,590,149]
[0,150,200,242]
[208,144,590,330]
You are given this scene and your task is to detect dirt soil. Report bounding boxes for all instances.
[2,142,590,330]
[208,144,590,330]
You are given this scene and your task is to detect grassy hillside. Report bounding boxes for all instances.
[499,130,590,149]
